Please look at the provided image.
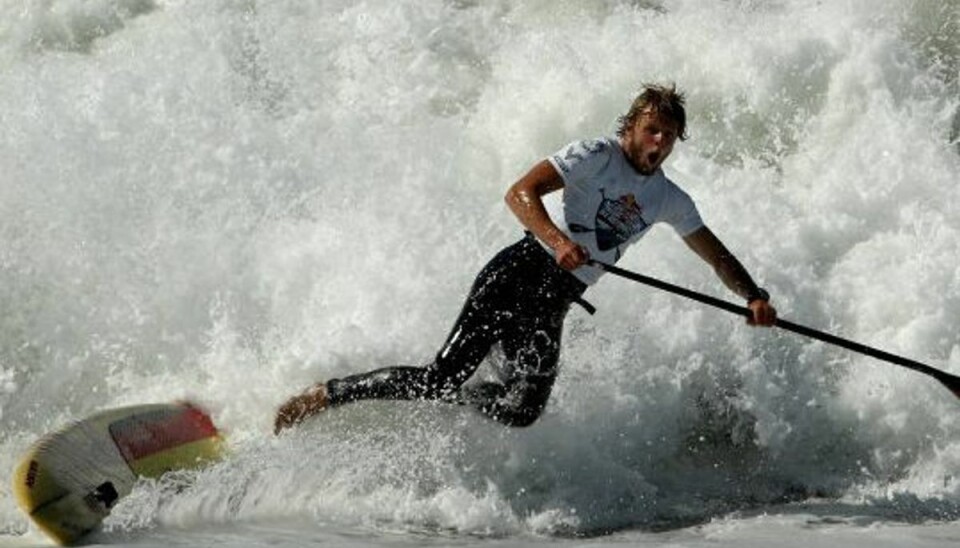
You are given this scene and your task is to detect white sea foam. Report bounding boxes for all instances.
[1,0,958,544]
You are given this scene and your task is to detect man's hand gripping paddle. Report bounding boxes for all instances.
[588,259,960,399]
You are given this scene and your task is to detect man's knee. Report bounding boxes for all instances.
[483,379,553,427]
[494,407,543,427]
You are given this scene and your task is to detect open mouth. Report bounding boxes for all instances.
[647,151,660,165]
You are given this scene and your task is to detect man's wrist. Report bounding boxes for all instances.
[545,229,573,252]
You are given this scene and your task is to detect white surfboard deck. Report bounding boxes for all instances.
[11,402,224,545]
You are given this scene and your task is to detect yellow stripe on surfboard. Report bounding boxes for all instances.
[127,435,225,478]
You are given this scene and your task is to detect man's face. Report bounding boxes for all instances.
[621,109,679,176]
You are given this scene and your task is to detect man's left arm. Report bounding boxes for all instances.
[682,226,777,326]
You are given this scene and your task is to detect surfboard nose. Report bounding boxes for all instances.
[12,402,225,545]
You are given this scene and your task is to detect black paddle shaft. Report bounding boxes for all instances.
[588,259,960,396]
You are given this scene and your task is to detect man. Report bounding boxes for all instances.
[274,84,776,434]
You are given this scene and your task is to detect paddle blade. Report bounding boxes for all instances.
[935,372,960,400]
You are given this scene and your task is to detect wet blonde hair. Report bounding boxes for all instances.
[616,83,688,141]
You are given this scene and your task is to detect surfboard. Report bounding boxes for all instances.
[11,402,224,545]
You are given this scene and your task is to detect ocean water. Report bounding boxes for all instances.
[1,0,959,546]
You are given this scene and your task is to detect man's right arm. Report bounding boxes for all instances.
[504,160,588,270]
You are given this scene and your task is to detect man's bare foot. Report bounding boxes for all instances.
[274,382,328,434]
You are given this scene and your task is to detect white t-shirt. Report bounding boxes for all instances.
[543,136,704,286]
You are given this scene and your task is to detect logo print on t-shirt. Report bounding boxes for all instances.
[570,190,649,258]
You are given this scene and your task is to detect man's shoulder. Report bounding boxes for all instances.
[582,136,618,153]
[650,171,698,210]
[555,136,617,158]
[656,170,689,195]
[550,136,618,177]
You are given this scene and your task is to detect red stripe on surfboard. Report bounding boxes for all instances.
[109,404,218,463]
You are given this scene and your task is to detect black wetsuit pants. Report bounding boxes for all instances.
[325,233,588,427]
